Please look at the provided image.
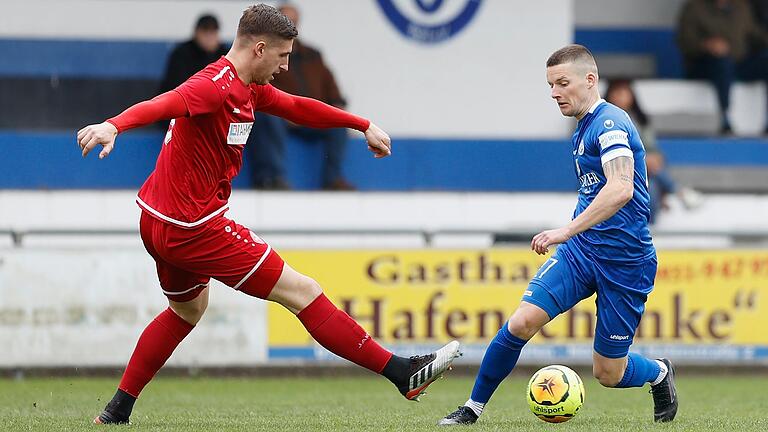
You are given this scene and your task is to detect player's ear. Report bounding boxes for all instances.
[253,40,267,58]
[585,72,598,89]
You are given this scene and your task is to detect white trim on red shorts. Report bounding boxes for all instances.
[162,282,209,297]
[136,196,229,228]
[233,244,273,291]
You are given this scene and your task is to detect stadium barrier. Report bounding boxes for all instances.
[2,191,767,368]
[2,247,767,367]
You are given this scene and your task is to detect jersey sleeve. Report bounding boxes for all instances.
[595,113,634,165]
[251,84,370,131]
[106,91,188,133]
[251,83,281,110]
[174,64,233,116]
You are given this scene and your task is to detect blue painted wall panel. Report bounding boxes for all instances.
[0,39,173,79]
[2,31,683,79]
[0,132,765,191]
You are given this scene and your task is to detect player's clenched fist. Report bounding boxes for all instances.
[77,122,118,159]
[364,123,392,159]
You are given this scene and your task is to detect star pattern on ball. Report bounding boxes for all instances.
[537,376,557,398]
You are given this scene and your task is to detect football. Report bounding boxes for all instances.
[526,365,585,423]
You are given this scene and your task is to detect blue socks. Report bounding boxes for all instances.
[469,323,527,404]
[616,352,662,388]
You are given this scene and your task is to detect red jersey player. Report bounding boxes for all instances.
[77,4,460,425]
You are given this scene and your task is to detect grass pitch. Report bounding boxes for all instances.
[0,374,765,431]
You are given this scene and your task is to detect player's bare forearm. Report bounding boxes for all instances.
[565,156,634,236]
[565,182,631,236]
[531,156,634,255]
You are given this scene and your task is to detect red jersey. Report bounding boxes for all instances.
[130,57,369,227]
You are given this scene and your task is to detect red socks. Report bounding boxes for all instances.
[116,296,390,398]
[118,308,194,397]
[297,294,393,373]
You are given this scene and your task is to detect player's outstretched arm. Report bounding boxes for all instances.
[259,88,391,158]
[76,91,189,159]
[532,156,634,255]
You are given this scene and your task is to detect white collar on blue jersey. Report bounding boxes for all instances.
[587,98,606,114]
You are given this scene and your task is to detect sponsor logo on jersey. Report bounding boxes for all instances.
[375,0,484,44]
[579,172,600,189]
[609,334,630,341]
[232,108,241,114]
[604,119,615,129]
[227,122,253,145]
[598,130,629,150]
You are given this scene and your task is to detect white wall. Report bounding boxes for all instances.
[0,249,267,367]
[2,191,768,239]
[0,0,574,138]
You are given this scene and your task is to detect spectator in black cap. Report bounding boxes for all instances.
[159,14,229,93]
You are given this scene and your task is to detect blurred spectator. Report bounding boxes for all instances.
[246,4,354,190]
[750,0,768,30]
[159,14,229,93]
[605,80,702,223]
[677,0,768,134]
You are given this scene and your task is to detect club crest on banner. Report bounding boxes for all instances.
[376,0,483,44]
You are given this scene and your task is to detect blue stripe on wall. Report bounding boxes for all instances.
[659,138,768,166]
[574,28,683,78]
[3,30,682,79]
[0,39,174,79]
[0,131,765,190]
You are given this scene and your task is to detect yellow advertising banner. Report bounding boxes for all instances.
[268,250,768,363]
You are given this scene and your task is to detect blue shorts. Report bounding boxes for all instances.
[523,241,657,358]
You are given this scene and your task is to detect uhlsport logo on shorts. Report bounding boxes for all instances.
[376,0,484,44]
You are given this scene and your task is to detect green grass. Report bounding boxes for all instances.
[0,374,765,431]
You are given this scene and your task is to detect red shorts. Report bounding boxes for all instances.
[139,211,284,302]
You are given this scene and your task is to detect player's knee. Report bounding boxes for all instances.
[170,292,209,325]
[171,301,207,325]
[592,364,622,387]
[297,274,323,297]
[506,314,540,340]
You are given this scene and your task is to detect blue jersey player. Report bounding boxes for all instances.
[439,45,678,425]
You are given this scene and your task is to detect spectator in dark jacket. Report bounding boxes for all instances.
[246,4,354,190]
[677,0,768,134]
[159,14,229,93]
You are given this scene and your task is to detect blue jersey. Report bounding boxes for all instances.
[568,99,655,263]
